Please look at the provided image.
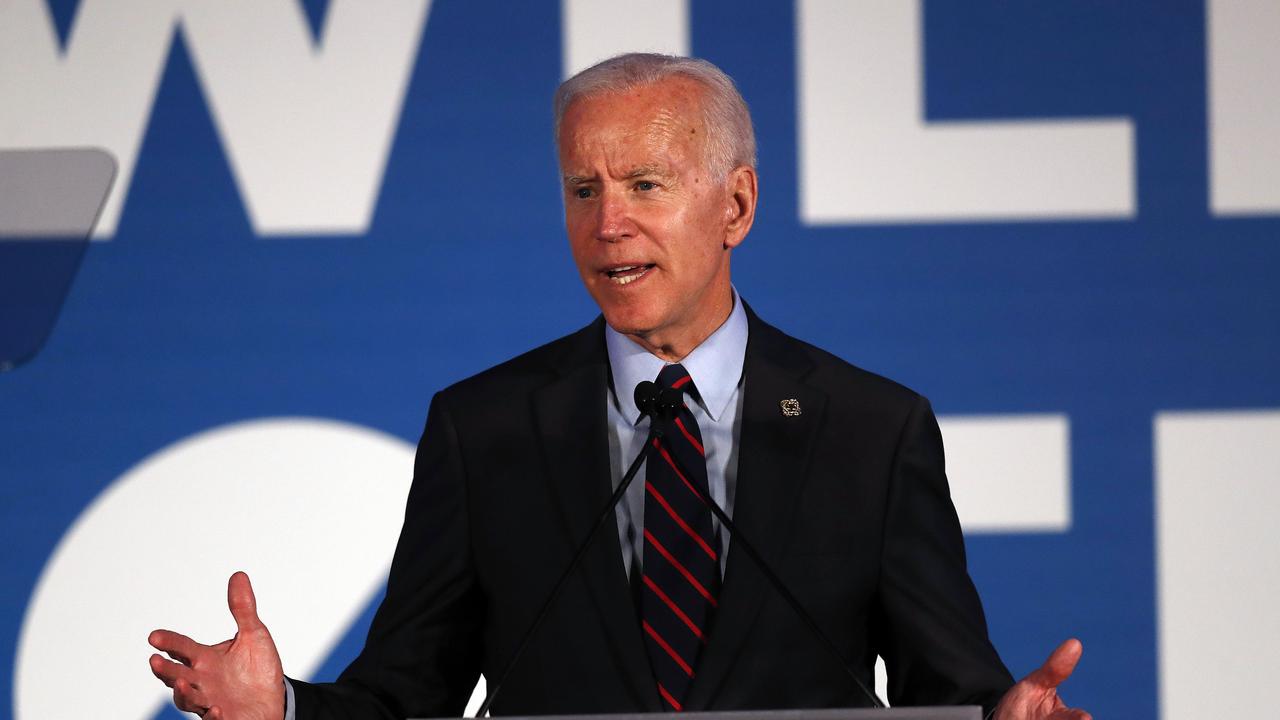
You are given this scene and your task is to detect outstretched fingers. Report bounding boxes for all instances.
[151,652,212,714]
[172,676,209,714]
[993,638,1090,720]
[149,653,192,688]
[1026,637,1084,690]
[227,571,263,634]
[149,629,203,666]
[148,572,283,718]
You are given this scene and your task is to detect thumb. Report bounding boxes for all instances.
[1024,637,1083,690]
[226,571,263,634]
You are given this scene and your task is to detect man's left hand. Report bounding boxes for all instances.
[991,638,1092,720]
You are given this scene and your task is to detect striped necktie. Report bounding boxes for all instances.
[641,363,719,712]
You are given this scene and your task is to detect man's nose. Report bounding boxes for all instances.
[595,192,635,242]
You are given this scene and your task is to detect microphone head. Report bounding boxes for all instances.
[633,380,659,417]
[656,388,685,419]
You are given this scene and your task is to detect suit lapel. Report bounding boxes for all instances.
[685,310,828,710]
[531,319,661,711]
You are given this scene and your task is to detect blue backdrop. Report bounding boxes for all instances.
[3,2,1278,719]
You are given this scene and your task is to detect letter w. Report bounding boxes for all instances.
[0,0,431,238]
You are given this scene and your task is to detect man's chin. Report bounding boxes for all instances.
[600,308,661,340]
[602,318,654,338]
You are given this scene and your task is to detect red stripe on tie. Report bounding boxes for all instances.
[673,417,705,456]
[671,375,692,389]
[654,439,705,501]
[644,529,718,606]
[658,683,684,711]
[643,620,694,677]
[646,482,717,561]
[643,574,705,640]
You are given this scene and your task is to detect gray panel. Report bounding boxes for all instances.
[0,148,116,370]
[0,147,116,237]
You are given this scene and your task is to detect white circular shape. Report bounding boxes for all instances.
[15,417,416,720]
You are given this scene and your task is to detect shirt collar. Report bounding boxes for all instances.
[606,288,748,424]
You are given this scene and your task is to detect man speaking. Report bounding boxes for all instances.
[148,54,1090,720]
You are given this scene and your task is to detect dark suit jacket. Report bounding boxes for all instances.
[292,308,1014,718]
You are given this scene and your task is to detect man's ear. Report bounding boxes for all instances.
[723,164,758,250]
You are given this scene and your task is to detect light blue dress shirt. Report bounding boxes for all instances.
[605,290,748,578]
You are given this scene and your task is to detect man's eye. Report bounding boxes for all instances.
[635,181,656,191]
[574,187,593,199]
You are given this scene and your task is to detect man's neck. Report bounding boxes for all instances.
[622,292,735,363]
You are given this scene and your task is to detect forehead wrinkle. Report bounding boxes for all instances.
[644,104,699,162]
[558,79,710,181]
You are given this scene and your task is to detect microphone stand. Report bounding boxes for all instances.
[475,424,662,717]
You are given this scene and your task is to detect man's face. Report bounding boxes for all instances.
[558,77,754,354]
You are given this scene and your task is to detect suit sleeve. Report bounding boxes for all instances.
[873,395,1013,715]
[290,392,484,719]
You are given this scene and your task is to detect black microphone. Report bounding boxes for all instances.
[474,382,666,717]
[634,381,686,422]
[634,380,661,418]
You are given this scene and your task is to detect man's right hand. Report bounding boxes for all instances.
[149,571,286,720]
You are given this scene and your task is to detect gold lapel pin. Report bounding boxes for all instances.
[779,398,801,417]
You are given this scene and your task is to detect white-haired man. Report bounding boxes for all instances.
[149,54,1091,720]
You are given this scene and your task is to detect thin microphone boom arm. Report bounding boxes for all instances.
[475,383,666,717]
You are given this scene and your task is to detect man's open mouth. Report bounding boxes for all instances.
[604,264,655,285]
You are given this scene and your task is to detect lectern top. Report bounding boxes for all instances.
[417,706,982,720]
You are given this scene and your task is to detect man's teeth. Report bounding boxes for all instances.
[608,265,650,285]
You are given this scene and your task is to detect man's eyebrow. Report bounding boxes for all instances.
[562,166,668,185]
[621,165,665,179]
